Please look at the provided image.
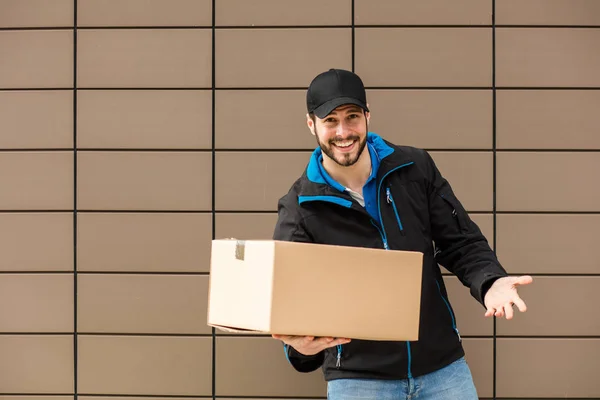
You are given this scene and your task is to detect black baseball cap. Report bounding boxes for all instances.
[306,68,369,119]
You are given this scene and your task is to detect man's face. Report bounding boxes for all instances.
[309,104,370,167]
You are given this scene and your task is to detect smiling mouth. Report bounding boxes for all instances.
[331,139,357,151]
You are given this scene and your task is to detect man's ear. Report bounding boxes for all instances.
[306,113,316,136]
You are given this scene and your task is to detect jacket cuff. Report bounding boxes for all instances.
[284,344,324,373]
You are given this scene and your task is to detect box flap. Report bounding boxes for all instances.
[208,323,266,335]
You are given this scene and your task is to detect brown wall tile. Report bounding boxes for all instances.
[496,28,600,87]
[443,277,493,336]
[497,214,598,274]
[463,339,493,398]
[355,0,492,25]
[78,275,210,334]
[497,90,600,149]
[0,274,73,332]
[215,90,315,149]
[77,152,211,210]
[0,152,74,210]
[496,0,600,25]
[497,277,600,336]
[80,398,203,400]
[0,335,73,393]
[0,90,73,148]
[78,0,212,26]
[497,339,600,397]
[366,90,493,149]
[0,0,73,27]
[355,28,492,87]
[81,398,203,400]
[78,336,212,395]
[0,213,73,271]
[215,213,278,240]
[77,30,212,88]
[77,90,212,149]
[215,152,309,211]
[497,152,600,211]
[2,397,73,400]
[77,213,211,272]
[0,30,73,89]
[429,152,493,212]
[216,29,351,87]
[215,337,326,397]
[216,0,350,26]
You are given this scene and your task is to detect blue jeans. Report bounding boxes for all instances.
[327,357,478,400]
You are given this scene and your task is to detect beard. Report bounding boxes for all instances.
[314,122,368,167]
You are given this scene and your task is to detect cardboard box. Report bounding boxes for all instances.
[207,239,423,341]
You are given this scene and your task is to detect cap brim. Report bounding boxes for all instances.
[313,97,369,119]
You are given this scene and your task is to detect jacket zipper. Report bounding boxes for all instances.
[435,280,462,342]
[439,193,465,232]
[386,187,405,236]
[376,162,414,379]
[370,219,389,249]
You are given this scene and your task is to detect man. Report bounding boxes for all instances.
[271,68,533,399]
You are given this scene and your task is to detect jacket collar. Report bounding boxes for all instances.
[300,132,412,198]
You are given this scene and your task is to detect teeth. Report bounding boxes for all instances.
[335,140,354,148]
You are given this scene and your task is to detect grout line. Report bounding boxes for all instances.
[351,0,355,73]
[3,271,597,277]
[492,2,497,398]
[3,86,600,91]
[74,395,211,399]
[73,0,79,398]
[1,210,600,214]
[0,210,599,215]
[211,1,217,399]
[1,332,598,339]
[1,148,600,153]
[3,24,600,31]
[0,272,211,275]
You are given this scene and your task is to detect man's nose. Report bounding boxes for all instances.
[335,120,350,136]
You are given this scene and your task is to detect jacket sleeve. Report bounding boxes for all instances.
[272,198,324,373]
[422,150,508,306]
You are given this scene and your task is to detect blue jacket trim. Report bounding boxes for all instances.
[298,195,353,208]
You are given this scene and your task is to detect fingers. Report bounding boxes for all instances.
[315,337,351,352]
[494,307,504,318]
[485,299,528,320]
[512,296,527,313]
[513,275,534,286]
[272,334,350,351]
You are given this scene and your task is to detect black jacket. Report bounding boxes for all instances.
[272,133,508,381]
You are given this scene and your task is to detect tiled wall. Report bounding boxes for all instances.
[0,0,599,399]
